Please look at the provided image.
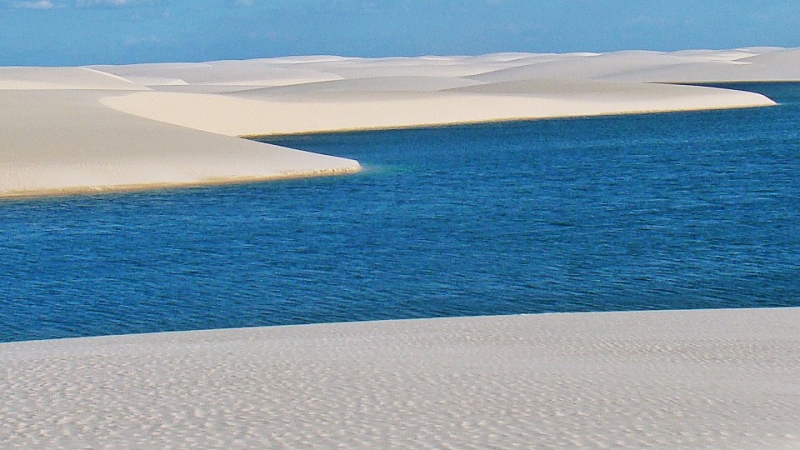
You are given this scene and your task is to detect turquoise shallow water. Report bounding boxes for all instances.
[1,83,798,342]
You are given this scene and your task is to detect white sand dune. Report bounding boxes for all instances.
[3,47,799,197]
[0,67,143,90]
[91,59,344,87]
[469,51,692,83]
[309,60,510,79]
[1,308,798,449]
[603,48,800,83]
[0,90,359,197]
[668,49,757,62]
[466,52,566,63]
[100,85,772,137]
[469,48,800,83]
[237,75,486,94]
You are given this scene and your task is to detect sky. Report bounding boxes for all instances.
[1,0,799,66]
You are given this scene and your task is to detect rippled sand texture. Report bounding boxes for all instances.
[2,308,798,449]
[3,47,800,197]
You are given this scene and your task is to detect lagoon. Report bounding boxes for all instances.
[1,83,798,343]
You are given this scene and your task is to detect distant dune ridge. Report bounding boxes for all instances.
[2,47,799,197]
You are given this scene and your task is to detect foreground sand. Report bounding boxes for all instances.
[1,308,798,448]
[3,47,800,197]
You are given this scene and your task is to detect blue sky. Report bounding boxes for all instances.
[1,0,799,66]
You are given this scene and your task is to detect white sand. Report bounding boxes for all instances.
[0,90,359,197]
[1,308,798,449]
[3,47,799,197]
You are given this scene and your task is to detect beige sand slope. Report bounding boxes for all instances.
[1,308,798,449]
[0,90,358,197]
[3,47,799,197]
[0,67,360,199]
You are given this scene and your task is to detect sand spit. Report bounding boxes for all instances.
[3,47,799,197]
[0,90,360,198]
[1,308,798,449]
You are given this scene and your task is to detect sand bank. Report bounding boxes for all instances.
[2,308,798,448]
[0,90,359,198]
[100,80,771,137]
[2,47,799,197]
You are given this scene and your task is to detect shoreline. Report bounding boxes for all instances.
[241,100,776,139]
[0,165,361,201]
[98,84,775,137]
[2,305,796,345]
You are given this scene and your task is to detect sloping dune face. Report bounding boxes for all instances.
[0,91,360,197]
[2,48,799,197]
[0,67,361,198]
[0,67,144,90]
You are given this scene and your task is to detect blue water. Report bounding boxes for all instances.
[1,84,799,343]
